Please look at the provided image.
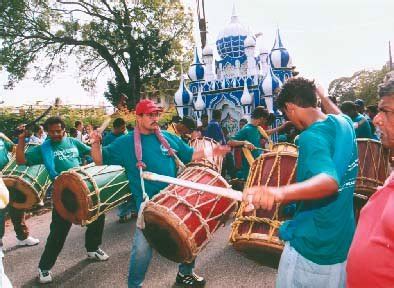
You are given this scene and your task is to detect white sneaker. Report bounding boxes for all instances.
[38,268,52,284]
[87,248,109,261]
[17,236,39,246]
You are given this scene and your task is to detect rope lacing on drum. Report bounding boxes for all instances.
[230,152,297,244]
[149,167,237,256]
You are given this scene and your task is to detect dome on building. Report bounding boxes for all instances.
[188,47,205,81]
[259,65,282,96]
[269,29,292,69]
[216,4,248,59]
[194,90,206,110]
[202,45,213,57]
[174,75,193,106]
[240,83,253,105]
[244,34,256,48]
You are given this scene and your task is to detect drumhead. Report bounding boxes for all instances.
[4,176,41,210]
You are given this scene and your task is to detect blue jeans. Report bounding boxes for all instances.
[276,242,346,288]
[117,197,137,218]
[128,228,195,288]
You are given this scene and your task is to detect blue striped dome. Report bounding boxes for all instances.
[269,29,293,69]
[188,47,205,81]
[215,5,248,59]
[174,75,193,106]
[259,65,282,96]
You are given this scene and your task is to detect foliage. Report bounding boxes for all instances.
[0,0,193,108]
[328,65,390,105]
[0,105,177,138]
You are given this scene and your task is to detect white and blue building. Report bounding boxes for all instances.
[174,5,297,140]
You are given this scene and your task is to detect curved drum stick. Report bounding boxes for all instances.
[142,171,243,201]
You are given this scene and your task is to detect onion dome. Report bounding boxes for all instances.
[194,90,206,110]
[174,74,193,106]
[188,47,205,81]
[202,45,213,57]
[240,83,253,105]
[259,66,283,96]
[269,29,293,69]
[244,34,256,48]
[216,4,248,59]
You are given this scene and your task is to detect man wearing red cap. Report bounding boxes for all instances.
[91,99,229,288]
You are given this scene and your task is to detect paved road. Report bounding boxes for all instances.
[3,210,278,288]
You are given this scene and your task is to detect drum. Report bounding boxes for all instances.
[187,137,224,173]
[354,139,390,223]
[230,151,298,254]
[2,144,51,210]
[271,143,298,154]
[53,164,131,225]
[142,166,237,263]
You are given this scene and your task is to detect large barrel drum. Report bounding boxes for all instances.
[53,164,131,225]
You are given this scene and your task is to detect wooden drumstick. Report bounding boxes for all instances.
[142,171,243,202]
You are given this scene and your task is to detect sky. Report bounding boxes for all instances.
[1,0,393,107]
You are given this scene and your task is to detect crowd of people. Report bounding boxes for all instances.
[0,71,392,287]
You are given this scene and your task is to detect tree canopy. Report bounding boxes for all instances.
[0,0,193,108]
[328,65,390,105]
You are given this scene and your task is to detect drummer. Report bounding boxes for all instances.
[0,132,40,248]
[15,117,109,284]
[346,71,394,287]
[90,99,229,288]
[167,116,200,142]
[227,107,288,180]
[243,78,358,288]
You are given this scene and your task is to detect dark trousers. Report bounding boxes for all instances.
[38,208,105,270]
[0,206,29,240]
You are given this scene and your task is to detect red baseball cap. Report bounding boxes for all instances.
[135,99,163,115]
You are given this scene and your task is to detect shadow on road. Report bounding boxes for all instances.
[21,259,95,288]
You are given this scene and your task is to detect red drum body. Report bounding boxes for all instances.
[230,152,297,254]
[142,166,237,263]
[354,139,390,223]
[188,137,224,173]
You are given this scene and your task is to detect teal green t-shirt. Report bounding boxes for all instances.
[353,114,373,139]
[230,124,262,179]
[25,137,91,173]
[0,138,13,170]
[102,131,125,146]
[279,114,358,265]
[102,131,194,210]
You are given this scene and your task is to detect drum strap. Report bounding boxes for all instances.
[258,126,273,150]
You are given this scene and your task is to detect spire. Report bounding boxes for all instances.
[272,28,284,50]
[231,2,239,23]
[241,81,253,105]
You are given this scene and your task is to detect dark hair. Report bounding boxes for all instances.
[201,114,208,119]
[181,116,196,131]
[171,116,182,123]
[212,110,222,121]
[75,120,82,128]
[69,127,78,137]
[44,116,66,130]
[126,124,134,131]
[33,124,42,133]
[113,117,126,128]
[239,118,248,124]
[340,101,357,116]
[367,105,378,114]
[251,106,270,120]
[277,77,317,110]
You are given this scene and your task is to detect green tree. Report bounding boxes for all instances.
[329,65,389,105]
[0,0,193,108]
